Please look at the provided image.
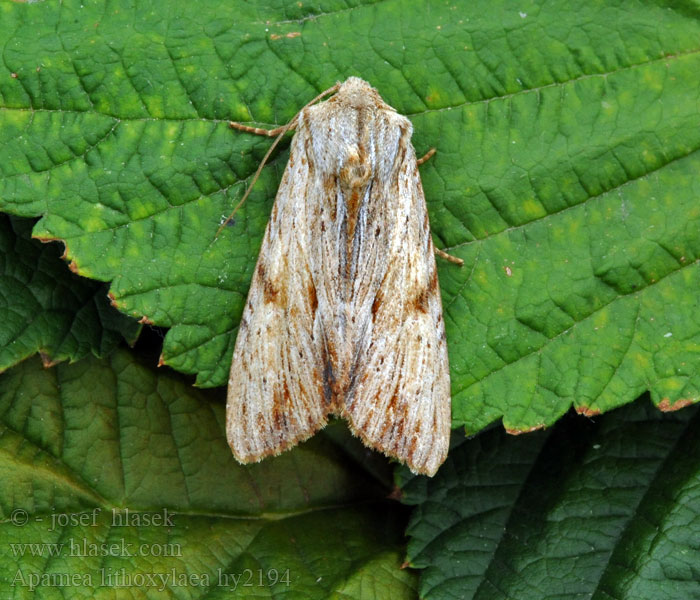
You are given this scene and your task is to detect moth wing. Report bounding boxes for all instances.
[226,127,328,463]
[344,140,451,476]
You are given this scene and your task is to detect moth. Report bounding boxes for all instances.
[225,77,459,476]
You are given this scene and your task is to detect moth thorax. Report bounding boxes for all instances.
[340,146,372,191]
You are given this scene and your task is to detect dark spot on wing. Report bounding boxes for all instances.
[371,288,384,318]
[412,285,431,313]
[257,262,283,304]
[308,280,318,317]
[429,266,439,292]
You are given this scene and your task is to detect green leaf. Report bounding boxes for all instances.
[0,1,698,431]
[398,399,700,600]
[0,214,139,372]
[0,350,416,598]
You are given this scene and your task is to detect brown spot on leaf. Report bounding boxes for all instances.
[32,234,60,244]
[138,315,154,325]
[39,352,59,368]
[270,31,301,40]
[505,424,545,435]
[576,405,601,417]
[658,397,695,412]
[387,485,403,501]
[107,292,122,309]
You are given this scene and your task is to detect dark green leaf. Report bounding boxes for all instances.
[0,350,416,598]
[0,215,139,372]
[398,399,700,600]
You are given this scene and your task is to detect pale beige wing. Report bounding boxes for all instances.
[226,126,329,463]
[341,126,451,476]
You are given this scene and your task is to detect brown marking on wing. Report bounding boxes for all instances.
[257,262,285,305]
[406,435,418,463]
[429,265,439,292]
[339,147,372,266]
[308,280,318,318]
[322,174,337,223]
[323,173,336,195]
[371,289,383,318]
[363,405,375,429]
[411,285,431,313]
[394,407,405,439]
[324,339,340,403]
[379,390,400,439]
[272,380,291,432]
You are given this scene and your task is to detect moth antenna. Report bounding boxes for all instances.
[215,82,342,238]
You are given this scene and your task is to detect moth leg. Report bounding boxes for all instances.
[416,149,462,265]
[435,247,464,266]
[417,147,437,166]
[229,122,295,137]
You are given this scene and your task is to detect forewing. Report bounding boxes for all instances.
[226,126,328,463]
[343,128,451,476]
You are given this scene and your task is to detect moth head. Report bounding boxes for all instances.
[335,77,388,110]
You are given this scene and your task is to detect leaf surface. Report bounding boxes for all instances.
[399,400,700,600]
[0,350,416,598]
[0,215,139,372]
[0,1,698,434]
